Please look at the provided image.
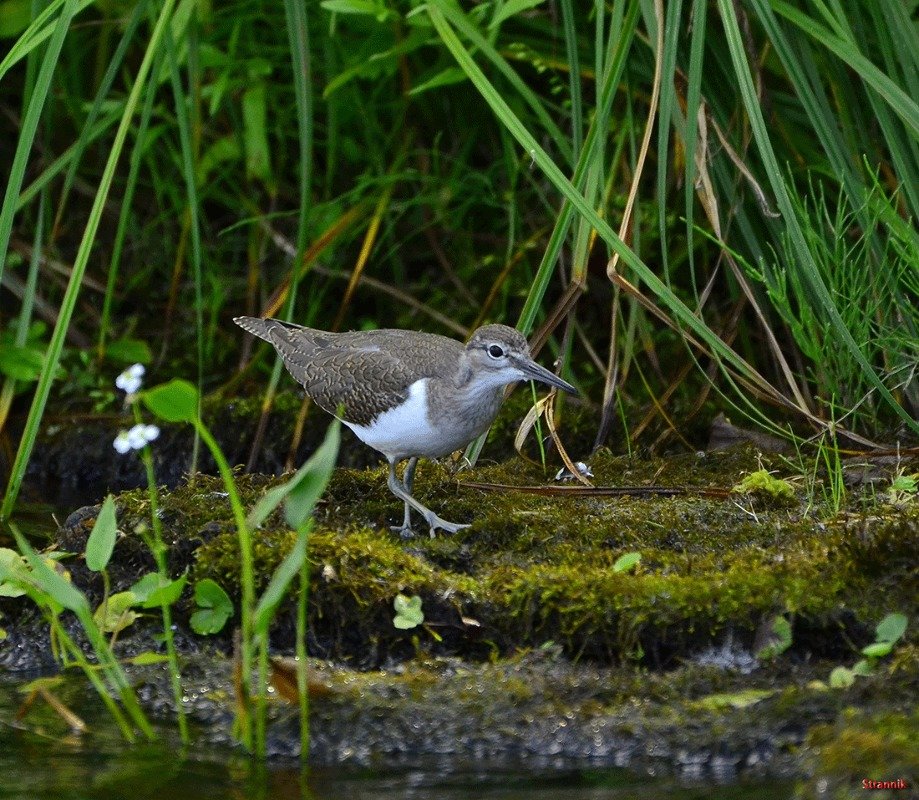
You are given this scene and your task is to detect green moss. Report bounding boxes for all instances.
[61,444,916,671]
[732,468,795,500]
[800,710,919,798]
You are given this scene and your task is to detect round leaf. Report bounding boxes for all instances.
[875,612,907,644]
[142,379,199,423]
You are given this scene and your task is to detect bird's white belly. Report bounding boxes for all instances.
[344,379,455,459]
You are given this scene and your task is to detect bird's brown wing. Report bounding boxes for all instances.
[234,317,465,425]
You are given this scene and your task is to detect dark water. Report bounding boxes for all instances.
[0,681,794,800]
[1,506,796,799]
[0,744,793,800]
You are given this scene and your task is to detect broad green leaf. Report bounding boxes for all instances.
[130,572,187,608]
[104,337,152,364]
[140,572,187,608]
[93,591,139,633]
[875,612,907,644]
[0,342,44,381]
[142,379,198,423]
[190,578,234,635]
[0,582,25,598]
[0,548,28,595]
[393,593,424,629]
[129,572,163,601]
[85,495,117,572]
[612,552,641,573]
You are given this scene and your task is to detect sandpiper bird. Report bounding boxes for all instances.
[234,317,577,536]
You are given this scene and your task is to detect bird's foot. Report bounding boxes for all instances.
[423,512,470,538]
[390,523,417,540]
[390,515,469,539]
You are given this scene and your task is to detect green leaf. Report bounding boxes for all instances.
[11,530,88,615]
[0,581,25,598]
[253,529,308,631]
[828,666,855,689]
[247,421,339,529]
[408,67,467,96]
[861,641,893,659]
[875,612,907,644]
[286,422,340,528]
[0,342,44,381]
[612,552,641,573]
[93,591,139,634]
[142,379,199,423]
[126,652,171,665]
[393,593,424,629]
[190,578,234,635]
[693,689,774,710]
[0,547,28,596]
[129,572,187,608]
[197,135,241,183]
[851,659,874,676]
[241,81,273,187]
[0,0,31,38]
[104,337,152,364]
[85,495,117,572]
[129,572,163,602]
[756,614,793,660]
[489,0,545,29]
[321,0,391,18]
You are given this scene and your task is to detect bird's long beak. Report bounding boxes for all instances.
[516,357,578,395]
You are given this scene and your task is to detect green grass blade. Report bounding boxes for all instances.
[0,0,78,290]
[426,1,765,390]
[772,1,919,138]
[2,0,182,519]
[715,0,919,435]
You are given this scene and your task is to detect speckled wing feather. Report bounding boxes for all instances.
[234,317,463,426]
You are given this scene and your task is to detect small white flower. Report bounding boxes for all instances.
[113,423,160,454]
[141,424,160,443]
[115,363,146,395]
[126,426,147,450]
[113,430,133,454]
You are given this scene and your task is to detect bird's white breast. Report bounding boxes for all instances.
[344,379,447,460]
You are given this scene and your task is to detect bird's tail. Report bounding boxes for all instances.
[234,315,308,343]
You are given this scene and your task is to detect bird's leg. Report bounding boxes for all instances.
[386,457,469,538]
[396,457,418,535]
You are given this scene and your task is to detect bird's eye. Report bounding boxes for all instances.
[487,344,505,359]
